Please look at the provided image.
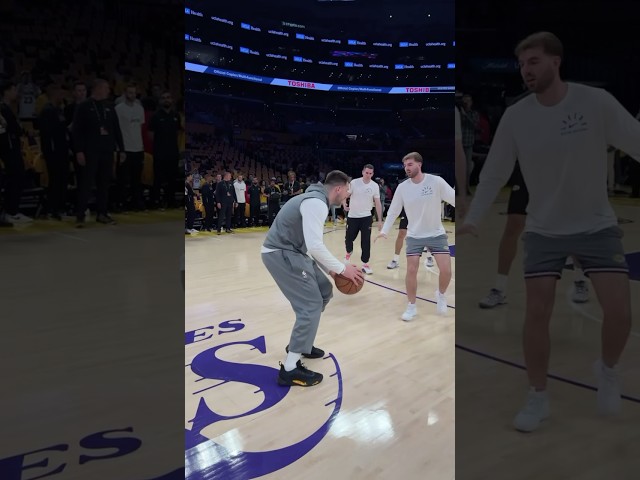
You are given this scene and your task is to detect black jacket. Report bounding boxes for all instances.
[72,98,124,154]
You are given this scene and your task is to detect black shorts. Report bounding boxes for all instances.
[507,163,529,215]
[399,208,408,230]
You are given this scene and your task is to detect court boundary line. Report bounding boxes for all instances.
[455,344,640,404]
[363,276,640,405]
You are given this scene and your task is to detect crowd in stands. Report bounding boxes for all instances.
[184,86,455,233]
[0,0,183,228]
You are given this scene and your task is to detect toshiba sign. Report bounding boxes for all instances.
[287,80,316,89]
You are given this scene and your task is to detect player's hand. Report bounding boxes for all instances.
[341,264,364,285]
[377,221,383,231]
[343,205,349,212]
[457,223,478,237]
[217,203,221,209]
[76,152,86,166]
[119,152,126,163]
[374,232,387,243]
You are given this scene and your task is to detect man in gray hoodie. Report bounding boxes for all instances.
[262,170,364,386]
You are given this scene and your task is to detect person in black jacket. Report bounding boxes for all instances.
[248,176,262,226]
[38,85,70,219]
[149,91,181,209]
[185,171,197,235]
[200,174,216,231]
[72,78,125,227]
[0,80,31,223]
[215,171,235,234]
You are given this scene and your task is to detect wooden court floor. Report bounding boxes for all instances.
[185,220,456,480]
[1,219,183,479]
[455,195,640,480]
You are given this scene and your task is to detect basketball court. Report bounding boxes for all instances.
[1,212,183,479]
[185,219,456,480]
[455,193,640,479]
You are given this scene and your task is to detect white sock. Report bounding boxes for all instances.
[284,352,301,371]
[393,254,400,262]
[574,269,586,282]
[496,274,508,293]
[407,302,416,310]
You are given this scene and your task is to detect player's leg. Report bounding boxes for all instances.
[388,211,408,269]
[479,180,528,308]
[261,250,325,386]
[513,232,566,432]
[428,234,452,315]
[344,216,359,262]
[574,226,630,415]
[569,256,590,303]
[401,236,426,321]
[361,215,373,274]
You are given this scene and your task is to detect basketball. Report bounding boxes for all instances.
[334,273,364,295]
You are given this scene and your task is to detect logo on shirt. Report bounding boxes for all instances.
[421,186,433,196]
[302,270,308,279]
[560,112,588,135]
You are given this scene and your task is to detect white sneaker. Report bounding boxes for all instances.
[571,281,589,303]
[425,256,434,268]
[479,289,507,309]
[594,359,621,416]
[362,264,373,275]
[435,290,447,315]
[387,259,399,269]
[513,388,550,432]
[401,303,417,321]
[7,213,33,223]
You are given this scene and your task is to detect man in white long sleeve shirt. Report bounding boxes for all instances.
[376,152,455,319]
[458,31,640,432]
[262,171,364,387]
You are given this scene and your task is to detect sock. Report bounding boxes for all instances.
[496,274,508,293]
[601,359,616,372]
[574,269,587,282]
[393,254,400,262]
[284,352,301,371]
[407,302,416,309]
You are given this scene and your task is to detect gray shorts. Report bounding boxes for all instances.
[406,234,450,256]
[522,226,629,279]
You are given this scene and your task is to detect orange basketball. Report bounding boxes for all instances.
[334,273,364,295]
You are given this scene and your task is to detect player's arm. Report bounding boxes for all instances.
[454,107,468,195]
[438,177,456,207]
[601,90,640,163]
[463,110,518,228]
[373,193,383,229]
[300,199,345,276]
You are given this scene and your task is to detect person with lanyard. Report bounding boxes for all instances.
[72,78,125,227]
[215,171,236,234]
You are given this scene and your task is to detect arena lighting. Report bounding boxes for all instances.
[185,62,454,94]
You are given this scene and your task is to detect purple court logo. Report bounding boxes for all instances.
[185,320,344,480]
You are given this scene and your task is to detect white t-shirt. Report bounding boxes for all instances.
[465,82,640,235]
[382,174,455,238]
[115,101,145,152]
[233,180,247,203]
[18,83,39,119]
[347,177,380,218]
[260,198,346,275]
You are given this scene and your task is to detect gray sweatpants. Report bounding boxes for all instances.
[262,249,333,354]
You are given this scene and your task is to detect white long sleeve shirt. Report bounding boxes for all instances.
[261,198,346,275]
[381,174,455,239]
[465,82,640,235]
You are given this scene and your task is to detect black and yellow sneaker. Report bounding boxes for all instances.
[285,345,325,359]
[278,360,323,387]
